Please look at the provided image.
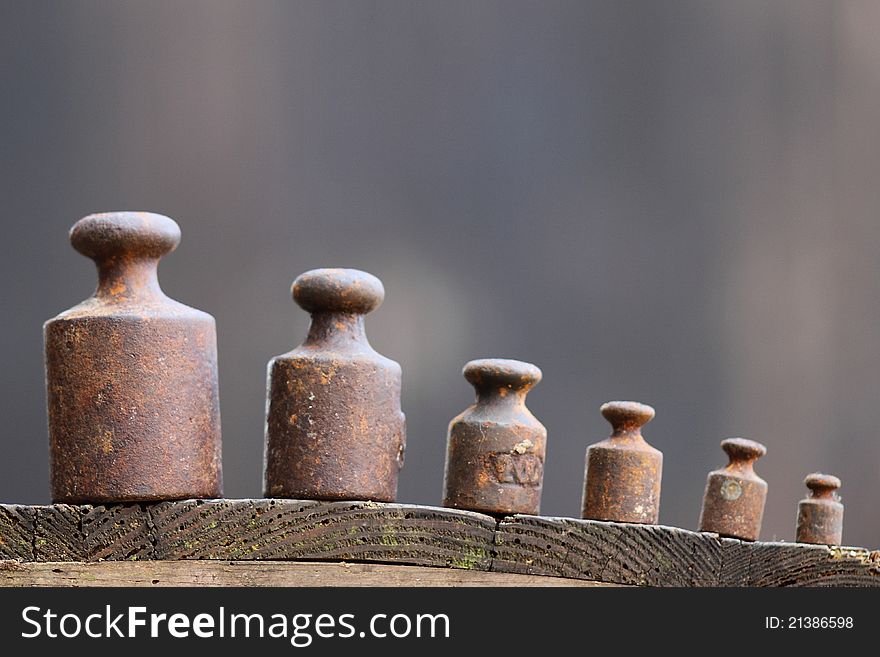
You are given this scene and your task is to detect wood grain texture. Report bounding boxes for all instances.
[30,504,155,562]
[492,515,725,585]
[746,543,880,587]
[81,504,154,561]
[2,501,879,586]
[149,499,495,569]
[0,505,35,560]
[494,515,880,587]
[0,560,617,587]
[34,504,84,561]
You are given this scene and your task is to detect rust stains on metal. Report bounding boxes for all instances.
[44,212,223,503]
[581,401,662,524]
[263,268,405,502]
[796,473,843,546]
[442,358,546,516]
[698,438,767,541]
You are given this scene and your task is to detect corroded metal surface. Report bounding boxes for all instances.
[698,438,767,541]
[796,473,844,545]
[264,268,405,501]
[442,359,546,515]
[581,401,662,524]
[44,212,223,503]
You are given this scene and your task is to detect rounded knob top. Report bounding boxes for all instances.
[721,437,766,462]
[292,268,385,314]
[804,472,841,499]
[463,358,542,392]
[600,401,655,432]
[70,212,181,261]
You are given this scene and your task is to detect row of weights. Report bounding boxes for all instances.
[42,212,843,545]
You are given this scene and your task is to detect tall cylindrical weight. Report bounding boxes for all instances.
[45,212,223,503]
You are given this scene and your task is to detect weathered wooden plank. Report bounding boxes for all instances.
[494,514,880,587]
[150,499,496,570]
[0,505,35,560]
[2,501,878,586]
[0,560,619,587]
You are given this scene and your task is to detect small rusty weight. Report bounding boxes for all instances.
[442,359,546,515]
[698,438,767,541]
[44,212,223,503]
[796,473,844,545]
[264,268,405,501]
[581,401,662,524]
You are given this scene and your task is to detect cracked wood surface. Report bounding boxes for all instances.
[1,500,878,586]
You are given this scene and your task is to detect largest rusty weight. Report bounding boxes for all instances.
[581,401,662,524]
[44,212,223,503]
[264,268,405,501]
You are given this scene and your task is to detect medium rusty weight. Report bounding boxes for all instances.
[442,359,546,515]
[264,268,405,501]
[698,438,767,541]
[581,401,662,524]
[44,212,223,503]
[796,473,844,545]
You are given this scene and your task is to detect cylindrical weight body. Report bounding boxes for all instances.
[264,348,405,501]
[698,472,766,541]
[796,500,843,545]
[582,442,662,523]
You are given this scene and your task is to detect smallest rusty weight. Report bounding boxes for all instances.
[581,401,662,524]
[698,438,767,541]
[796,473,844,546]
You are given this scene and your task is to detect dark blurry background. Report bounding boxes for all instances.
[2,1,879,547]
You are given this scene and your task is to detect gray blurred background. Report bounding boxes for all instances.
[2,1,879,547]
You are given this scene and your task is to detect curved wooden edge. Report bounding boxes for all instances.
[1,501,878,586]
[495,515,880,587]
[0,560,618,587]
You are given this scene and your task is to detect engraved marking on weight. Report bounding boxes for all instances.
[490,453,543,486]
[720,479,743,501]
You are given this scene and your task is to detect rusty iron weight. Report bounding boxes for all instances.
[264,268,405,502]
[796,473,844,545]
[442,359,546,516]
[581,401,662,524]
[44,212,223,503]
[698,438,767,541]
